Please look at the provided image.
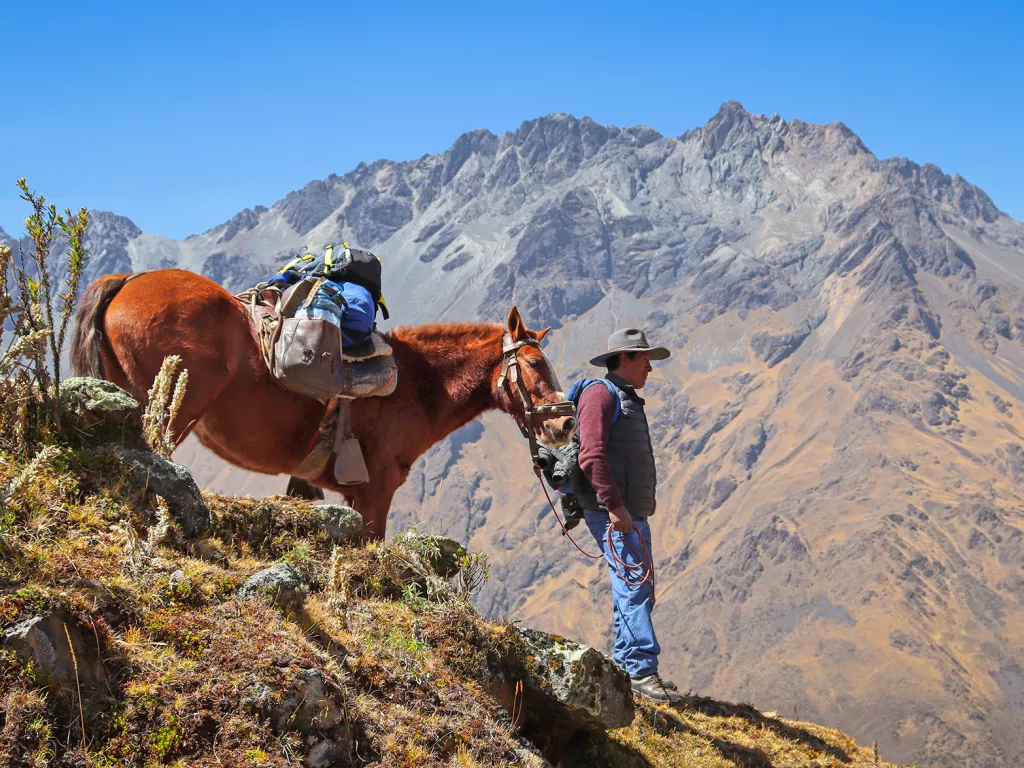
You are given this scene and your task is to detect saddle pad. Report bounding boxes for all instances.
[342,330,393,362]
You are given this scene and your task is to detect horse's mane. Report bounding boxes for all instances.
[386,321,504,347]
[383,322,505,408]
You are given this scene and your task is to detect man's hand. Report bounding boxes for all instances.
[608,505,632,533]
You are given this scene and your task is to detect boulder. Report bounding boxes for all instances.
[239,563,308,614]
[502,627,634,732]
[272,669,344,732]
[315,504,364,544]
[2,609,107,686]
[242,667,345,734]
[59,377,141,439]
[119,448,212,538]
[304,738,348,768]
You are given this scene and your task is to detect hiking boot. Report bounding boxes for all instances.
[662,678,679,692]
[631,674,673,703]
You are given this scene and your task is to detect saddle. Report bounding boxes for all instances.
[236,280,398,486]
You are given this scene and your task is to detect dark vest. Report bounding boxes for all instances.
[577,373,658,517]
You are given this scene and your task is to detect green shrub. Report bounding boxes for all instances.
[0,179,89,450]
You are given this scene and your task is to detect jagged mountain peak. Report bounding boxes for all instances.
[885,156,1002,222]
[696,100,765,155]
[437,128,501,170]
[87,210,142,240]
[713,99,750,120]
[194,204,271,243]
[691,102,874,163]
[449,126,500,150]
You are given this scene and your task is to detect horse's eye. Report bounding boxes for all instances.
[527,357,542,369]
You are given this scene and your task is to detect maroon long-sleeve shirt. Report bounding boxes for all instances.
[576,383,624,511]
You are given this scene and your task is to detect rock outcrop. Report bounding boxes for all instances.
[512,627,634,731]
[239,563,309,614]
[2,609,107,686]
[118,448,212,538]
[314,503,363,543]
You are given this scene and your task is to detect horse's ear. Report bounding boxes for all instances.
[530,326,552,342]
[507,306,527,341]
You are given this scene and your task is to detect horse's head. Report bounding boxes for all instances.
[494,306,577,448]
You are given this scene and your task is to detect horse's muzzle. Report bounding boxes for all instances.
[535,402,577,447]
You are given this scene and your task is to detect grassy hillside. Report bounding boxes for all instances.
[0,429,901,768]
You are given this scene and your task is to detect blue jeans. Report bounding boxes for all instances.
[585,510,660,679]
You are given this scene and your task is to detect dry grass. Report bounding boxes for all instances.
[602,695,897,768]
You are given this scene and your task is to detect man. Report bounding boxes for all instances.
[576,328,676,703]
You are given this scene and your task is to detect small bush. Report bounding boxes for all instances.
[0,179,89,450]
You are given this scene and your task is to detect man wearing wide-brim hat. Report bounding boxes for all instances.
[576,328,676,703]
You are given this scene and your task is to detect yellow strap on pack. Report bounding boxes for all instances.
[324,244,334,272]
[278,252,315,274]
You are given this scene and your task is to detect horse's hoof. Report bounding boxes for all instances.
[286,476,325,501]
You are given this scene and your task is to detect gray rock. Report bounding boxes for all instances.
[273,669,343,733]
[315,504,364,544]
[750,323,813,367]
[710,476,738,509]
[304,739,347,768]
[733,422,768,471]
[59,377,141,437]
[513,627,634,731]
[119,448,212,538]
[2,609,106,685]
[168,569,188,590]
[239,563,308,613]
[989,391,1014,415]
[242,668,345,735]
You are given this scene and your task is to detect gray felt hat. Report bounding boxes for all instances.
[589,328,671,367]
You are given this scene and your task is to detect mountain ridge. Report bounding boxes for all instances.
[72,103,1007,236]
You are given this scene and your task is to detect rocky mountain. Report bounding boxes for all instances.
[71,102,1024,767]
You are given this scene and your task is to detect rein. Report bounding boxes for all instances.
[498,335,654,599]
[533,468,655,600]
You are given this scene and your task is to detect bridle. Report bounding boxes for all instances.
[496,334,576,461]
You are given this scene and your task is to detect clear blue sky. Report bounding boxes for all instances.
[2,0,1021,239]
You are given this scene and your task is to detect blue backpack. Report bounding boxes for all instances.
[269,273,377,348]
[566,378,622,428]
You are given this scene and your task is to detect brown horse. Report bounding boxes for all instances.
[70,269,576,538]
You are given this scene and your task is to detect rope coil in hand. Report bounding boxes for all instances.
[534,467,656,603]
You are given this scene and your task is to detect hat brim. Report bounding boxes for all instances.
[589,345,671,367]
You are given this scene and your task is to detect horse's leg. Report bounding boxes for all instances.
[344,484,394,540]
[286,477,325,500]
[337,458,407,540]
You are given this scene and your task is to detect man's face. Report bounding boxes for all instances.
[617,351,653,388]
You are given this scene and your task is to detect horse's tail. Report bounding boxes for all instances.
[70,274,134,379]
